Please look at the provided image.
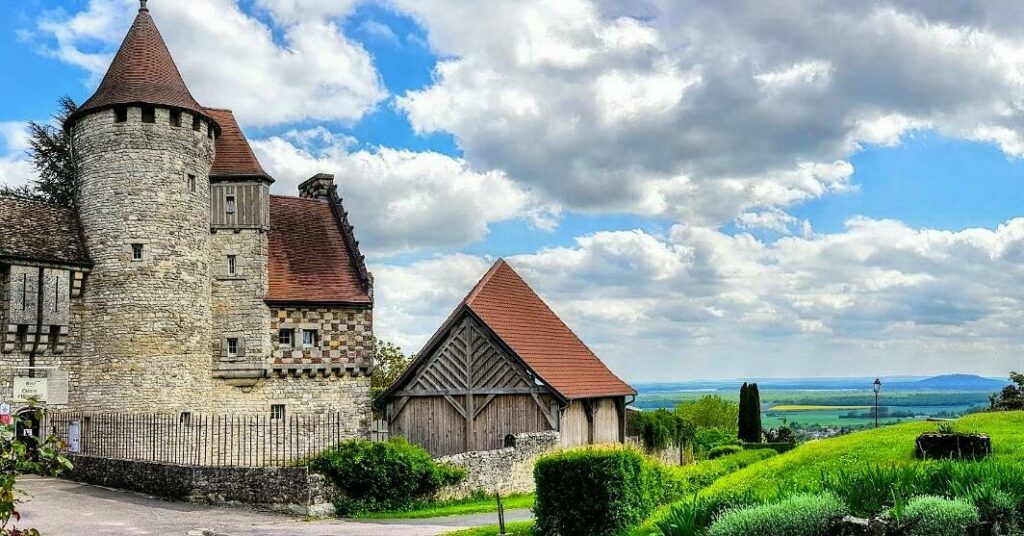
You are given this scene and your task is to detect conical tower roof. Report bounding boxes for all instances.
[66,3,215,130]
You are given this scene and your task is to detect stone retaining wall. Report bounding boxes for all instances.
[436,431,559,500]
[64,454,337,517]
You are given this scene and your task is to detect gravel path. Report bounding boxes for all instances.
[17,477,531,536]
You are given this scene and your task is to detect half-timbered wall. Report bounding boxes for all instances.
[210,183,269,229]
[387,315,559,456]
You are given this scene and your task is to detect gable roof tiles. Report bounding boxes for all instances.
[0,195,91,267]
[67,7,212,129]
[205,108,272,181]
[267,196,371,305]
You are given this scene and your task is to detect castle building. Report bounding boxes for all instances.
[0,3,373,431]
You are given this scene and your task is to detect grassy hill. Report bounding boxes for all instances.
[703,411,1024,498]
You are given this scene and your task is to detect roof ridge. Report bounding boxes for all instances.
[464,258,506,306]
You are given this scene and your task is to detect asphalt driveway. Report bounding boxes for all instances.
[16,477,528,536]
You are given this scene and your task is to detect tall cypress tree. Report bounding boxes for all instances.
[738,382,752,442]
[750,383,763,443]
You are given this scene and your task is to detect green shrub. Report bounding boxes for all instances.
[707,445,743,460]
[657,491,757,536]
[309,438,465,515]
[705,493,848,536]
[820,464,928,517]
[899,496,979,536]
[631,409,695,452]
[534,447,669,536]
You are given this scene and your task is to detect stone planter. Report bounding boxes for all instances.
[915,433,991,460]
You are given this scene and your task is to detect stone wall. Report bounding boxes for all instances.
[436,431,560,499]
[210,228,271,384]
[270,306,372,374]
[72,106,216,413]
[63,454,337,516]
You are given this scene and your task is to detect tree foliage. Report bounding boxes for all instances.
[629,409,694,452]
[738,383,763,443]
[0,97,79,207]
[370,338,411,400]
[674,395,739,432]
[992,371,1024,411]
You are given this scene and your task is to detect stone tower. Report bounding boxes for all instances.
[66,3,218,411]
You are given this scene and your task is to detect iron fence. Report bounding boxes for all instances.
[43,412,365,467]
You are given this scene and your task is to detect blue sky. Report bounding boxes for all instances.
[3,0,1024,381]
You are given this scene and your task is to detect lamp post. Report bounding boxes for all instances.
[873,379,882,429]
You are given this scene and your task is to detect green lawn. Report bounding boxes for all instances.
[445,520,535,535]
[703,411,1024,499]
[354,493,534,520]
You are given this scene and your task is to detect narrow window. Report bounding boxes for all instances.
[227,255,237,276]
[270,404,286,420]
[141,107,156,123]
[49,326,60,352]
[226,337,239,358]
[170,110,182,127]
[114,107,128,123]
[192,116,201,131]
[187,174,196,193]
[225,195,236,214]
[179,412,192,426]
[131,243,144,262]
[278,329,293,348]
[16,326,28,345]
[302,329,318,349]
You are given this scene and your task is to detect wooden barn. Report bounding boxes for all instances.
[376,259,636,456]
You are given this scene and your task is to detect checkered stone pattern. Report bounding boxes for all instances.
[270,306,372,375]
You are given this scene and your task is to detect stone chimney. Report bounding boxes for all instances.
[298,173,336,200]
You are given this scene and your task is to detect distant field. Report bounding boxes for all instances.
[769,405,871,411]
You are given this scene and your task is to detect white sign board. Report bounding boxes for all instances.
[13,378,48,402]
[67,421,81,454]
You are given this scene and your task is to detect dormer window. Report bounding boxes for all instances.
[142,107,156,124]
[131,244,144,261]
[115,107,128,123]
[170,110,182,127]
[225,195,236,214]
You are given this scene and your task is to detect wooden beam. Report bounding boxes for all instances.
[583,400,595,445]
[387,396,411,424]
[473,394,497,419]
[443,395,467,418]
[616,397,626,443]
[465,392,475,452]
[530,392,558,430]
[393,387,543,397]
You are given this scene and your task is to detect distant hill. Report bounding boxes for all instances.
[910,374,1008,391]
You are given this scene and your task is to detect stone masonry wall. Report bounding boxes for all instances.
[210,229,271,375]
[270,306,372,374]
[72,106,216,412]
[64,454,338,516]
[436,431,560,500]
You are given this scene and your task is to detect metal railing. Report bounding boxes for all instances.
[43,411,363,467]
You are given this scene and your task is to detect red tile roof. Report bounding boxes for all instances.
[67,6,212,129]
[267,196,371,305]
[205,108,272,181]
[463,260,635,400]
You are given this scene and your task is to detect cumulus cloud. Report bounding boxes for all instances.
[392,0,1024,224]
[34,0,385,126]
[374,218,1024,381]
[0,122,34,190]
[251,131,555,255]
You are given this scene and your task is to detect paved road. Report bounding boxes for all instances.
[17,477,530,536]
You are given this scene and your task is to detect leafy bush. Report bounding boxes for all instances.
[631,409,695,452]
[707,445,743,459]
[657,491,757,536]
[693,427,739,457]
[534,447,671,536]
[820,464,928,517]
[705,493,848,536]
[309,438,465,515]
[898,496,979,536]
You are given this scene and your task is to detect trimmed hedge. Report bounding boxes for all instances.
[705,493,848,536]
[741,441,795,454]
[309,438,465,515]
[707,445,743,459]
[534,447,671,536]
[900,496,979,536]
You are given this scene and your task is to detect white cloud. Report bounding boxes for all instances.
[374,218,1024,381]
[391,0,1024,224]
[251,132,555,255]
[35,0,385,126]
[0,122,34,190]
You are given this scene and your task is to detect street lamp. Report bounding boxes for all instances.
[873,379,882,429]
